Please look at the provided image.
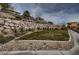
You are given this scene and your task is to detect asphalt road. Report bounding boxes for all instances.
[67,30,79,55]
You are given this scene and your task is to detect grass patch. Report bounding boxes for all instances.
[18,29,69,41]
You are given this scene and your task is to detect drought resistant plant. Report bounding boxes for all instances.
[0,35,14,44]
[18,29,69,41]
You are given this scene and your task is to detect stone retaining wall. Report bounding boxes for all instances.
[0,37,74,51]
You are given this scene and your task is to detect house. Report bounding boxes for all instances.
[67,22,79,29]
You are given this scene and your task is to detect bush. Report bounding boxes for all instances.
[0,35,14,44]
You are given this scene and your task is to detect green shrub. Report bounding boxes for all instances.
[0,35,14,44]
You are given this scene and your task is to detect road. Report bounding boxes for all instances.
[0,29,79,55]
[66,29,79,55]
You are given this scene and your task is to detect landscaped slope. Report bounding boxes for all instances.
[18,29,69,41]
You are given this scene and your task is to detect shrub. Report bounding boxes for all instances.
[0,35,14,44]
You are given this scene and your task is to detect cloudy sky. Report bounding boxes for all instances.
[11,3,79,25]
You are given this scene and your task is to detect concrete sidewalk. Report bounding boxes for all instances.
[0,50,68,55]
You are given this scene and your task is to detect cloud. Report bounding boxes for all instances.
[30,4,43,18]
[11,3,79,25]
[42,11,79,25]
[38,3,79,14]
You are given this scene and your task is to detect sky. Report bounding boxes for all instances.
[11,3,79,25]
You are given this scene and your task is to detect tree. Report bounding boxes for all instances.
[0,3,11,10]
[15,15,22,20]
[36,17,44,20]
[22,10,30,19]
[48,21,53,25]
[35,17,47,24]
